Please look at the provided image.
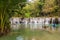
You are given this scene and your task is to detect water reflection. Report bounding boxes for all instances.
[10,18,60,40]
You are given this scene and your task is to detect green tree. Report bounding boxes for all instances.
[20,0,44,17]
[0,0,26,35]
[42,0,58,16]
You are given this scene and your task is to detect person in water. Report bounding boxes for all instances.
[52,17,59,30]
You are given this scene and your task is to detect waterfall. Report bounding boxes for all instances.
[10,17,60,30]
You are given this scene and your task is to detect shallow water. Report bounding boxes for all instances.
[11,23,60,30]
[10,18,60,40]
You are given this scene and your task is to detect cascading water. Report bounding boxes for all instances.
[10,17,60,30]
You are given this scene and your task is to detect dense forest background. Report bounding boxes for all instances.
[0,0,60,36]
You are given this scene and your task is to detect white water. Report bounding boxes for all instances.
[10,17,60,30]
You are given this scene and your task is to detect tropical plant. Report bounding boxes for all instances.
[0,0,26,36]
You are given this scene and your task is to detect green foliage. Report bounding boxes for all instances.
[25,12,30,17]
[0,0,26,35]
[12,0,45,17]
